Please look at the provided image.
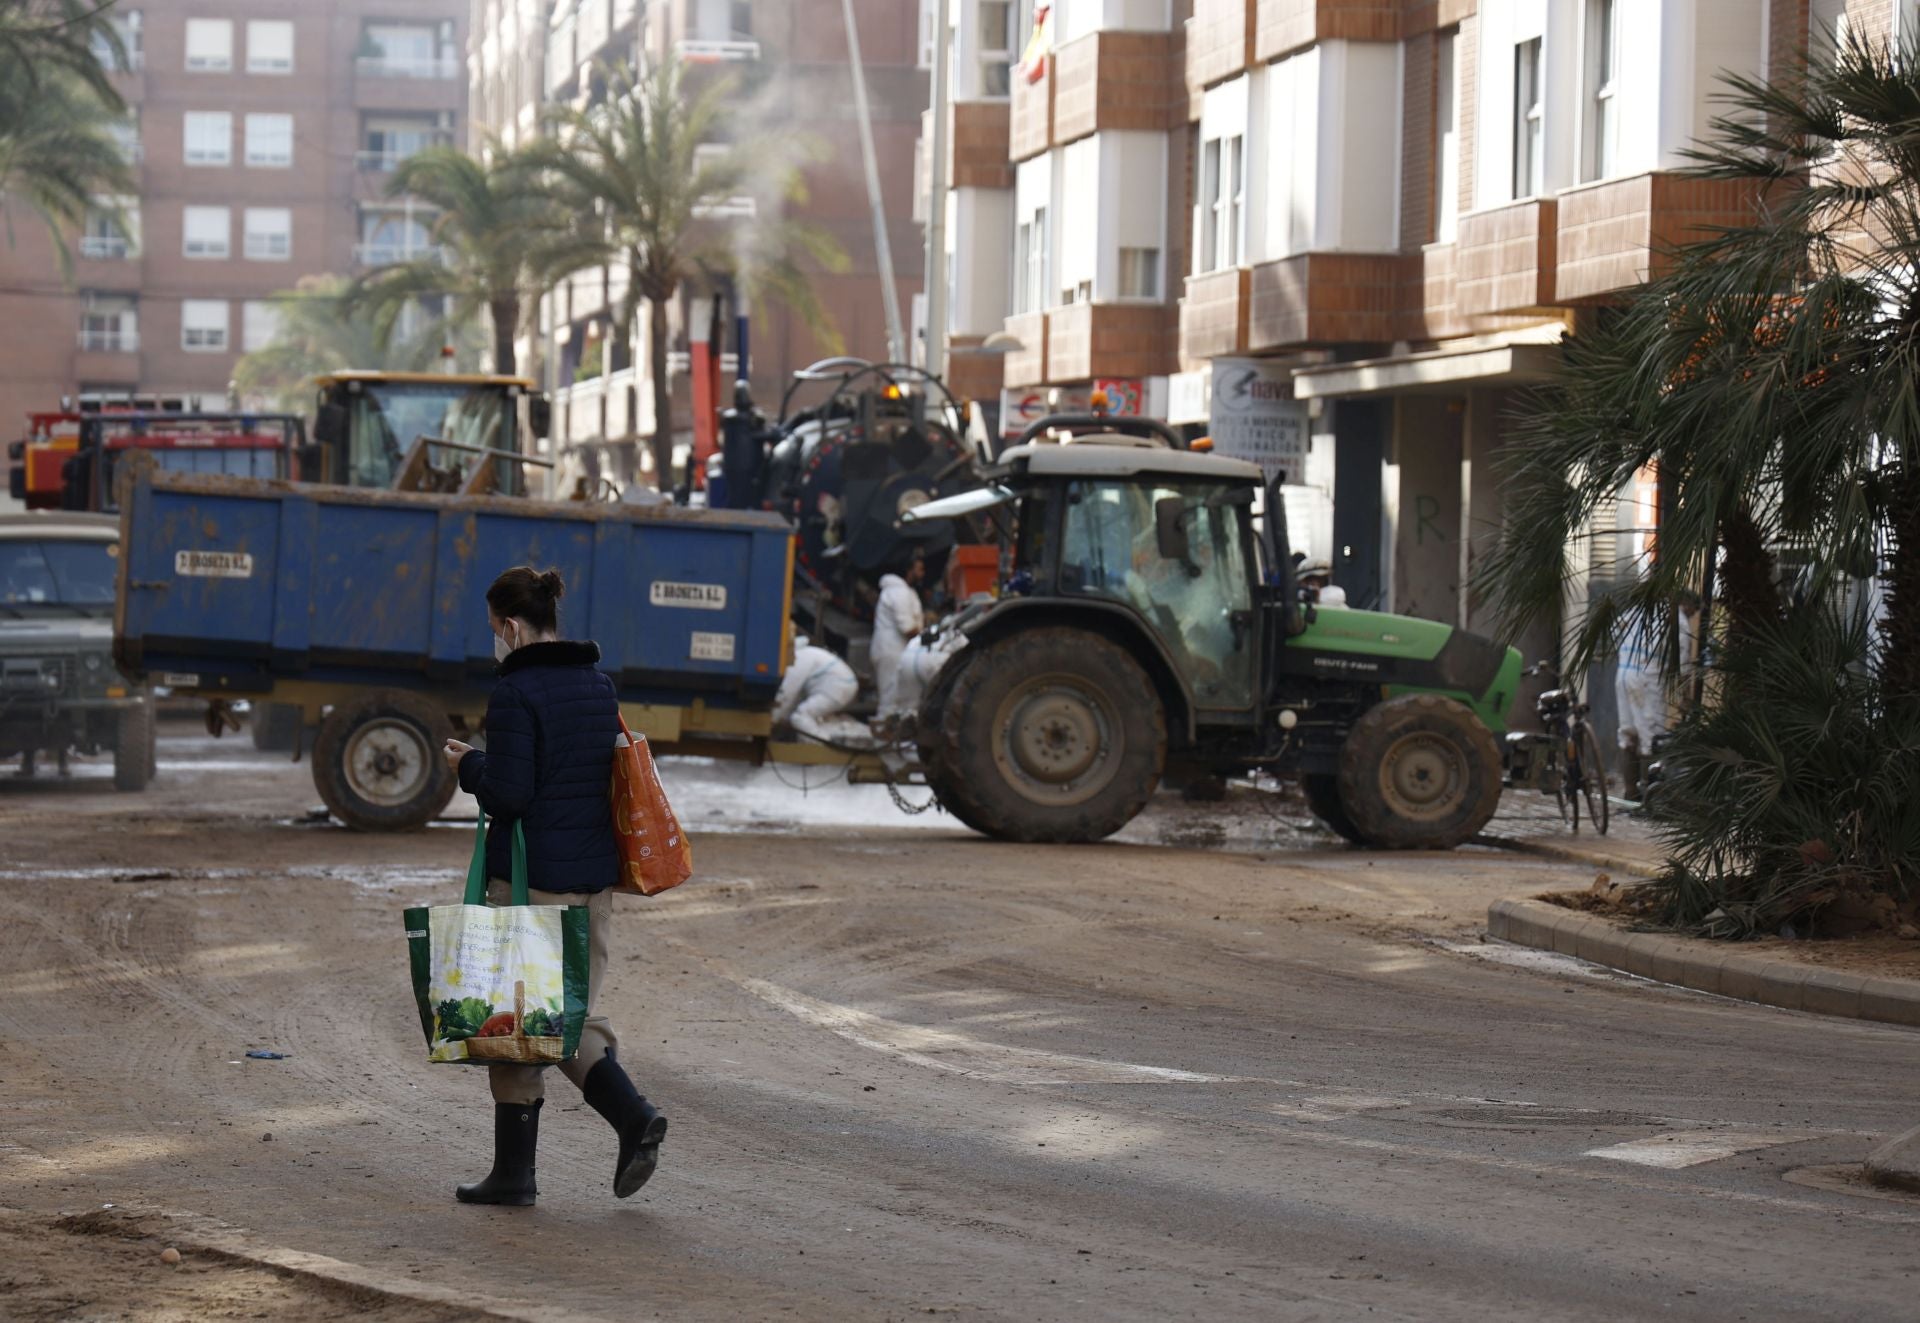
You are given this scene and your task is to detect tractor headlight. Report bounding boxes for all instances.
[42,668,62,690]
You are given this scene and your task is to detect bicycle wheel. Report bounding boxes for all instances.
[1577,723,1610,835]
[1552,738,1577,829]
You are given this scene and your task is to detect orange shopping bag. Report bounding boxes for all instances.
[609,716,693,895]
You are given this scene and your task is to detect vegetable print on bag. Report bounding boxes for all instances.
[404,809,591,1064]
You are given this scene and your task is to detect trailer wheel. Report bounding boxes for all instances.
[933,628,1164,843]
[113,701,154,793]
[1336,694,1502,849]
[313,691,454,831]
[1299,773,1363,844]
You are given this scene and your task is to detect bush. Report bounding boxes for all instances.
[1651,603,1920,937]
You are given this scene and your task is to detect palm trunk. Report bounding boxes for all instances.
[1717,503,1780,645]
[1880,460,1920,702]
[649,296,674,491]
[489,295,519,377]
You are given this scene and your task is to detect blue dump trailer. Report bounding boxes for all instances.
[114,458,810,827]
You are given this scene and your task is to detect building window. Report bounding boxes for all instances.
[244,113,293,167]
[730,0,752,37]
[183,205,230,258]
[80,201,137,259]
[1118,247,1160,300]
[1585,0,1617,180]
[243,207,292,260]
[80,295,138,352]
[1436,31,1460,242]
[181,300,230,352]
[90,8,142,71]
[1014,206,1049,315]
[246,19,294,74]
[183,111,231,165]
[1201,133,1243,271]
[184,18,233,72]
[1512,38,1544,199]
[360,113,445,170]
[979,0,1013,98]
[242,300,282,351]
[359,21,452,78]
[108,114,141,164]
[918,0,936,69]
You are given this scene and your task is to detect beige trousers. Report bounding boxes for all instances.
[483,881,618,1104]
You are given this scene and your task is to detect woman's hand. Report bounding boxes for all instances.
[444,739,474,775]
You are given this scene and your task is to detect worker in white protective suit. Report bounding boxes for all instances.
[892,627,968,724]
[870,554,926,723]
[772,635,869,746]
[1615,592,1700,800]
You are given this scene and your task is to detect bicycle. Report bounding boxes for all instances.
[1502,661,1609,835]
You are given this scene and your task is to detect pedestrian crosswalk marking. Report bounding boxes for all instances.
[1585,1130,1814,1168]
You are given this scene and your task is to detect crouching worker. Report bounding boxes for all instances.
[774,634,870,746]
[440,565,668,1206]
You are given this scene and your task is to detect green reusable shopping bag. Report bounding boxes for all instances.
[403,810,591,1065]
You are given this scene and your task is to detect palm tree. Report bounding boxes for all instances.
[233,275,483,410]
[0,2,135,273]
[1482,30,1920,697]
[529,59,847,488]
[348,139,565,376]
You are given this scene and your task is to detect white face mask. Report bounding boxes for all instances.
[494,623,516,661]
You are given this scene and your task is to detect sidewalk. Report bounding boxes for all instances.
[1479,796,1666,877]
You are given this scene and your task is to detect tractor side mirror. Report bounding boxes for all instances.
[1155,497,1200,576]
[528,395,552,440]
[314,402,347,446]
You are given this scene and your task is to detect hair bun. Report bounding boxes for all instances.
[538,569,565,601]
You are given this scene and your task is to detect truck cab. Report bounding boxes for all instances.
[908,425,1521,848]
[306,371,551,495]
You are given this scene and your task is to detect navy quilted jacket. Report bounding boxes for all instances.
[457,639,620,894]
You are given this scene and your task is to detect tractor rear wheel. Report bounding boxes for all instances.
[917,651,995,835]
[1336,694,1502,849]
[313,691,455,831]
[931,628,1164,843]
[1299,773,1363,844]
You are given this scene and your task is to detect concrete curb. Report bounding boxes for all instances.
[1487,897,1920,1029]
[8,1203,606,1323]
[1475,833,1662,879]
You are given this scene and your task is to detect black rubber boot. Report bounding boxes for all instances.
[581,1054,667,1198]
[455,1101,540,1206]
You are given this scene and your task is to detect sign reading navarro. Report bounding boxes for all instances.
[174,550,254,578]
[649,580,728,610]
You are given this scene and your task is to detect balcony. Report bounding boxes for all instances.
[1188,0,1254,93]
[942,101,1013,191]
[1052,31,1178,144]
[79,236,135,260]
[1046,302,1172,382]
[1009,54,1052,163]
[353,242,447,266]
[1000,311,1048,387]
[1456,199,1557,318]
[78,329,139,352]
[1402,244,1466,341]
[1247,252,1401,349]
[356,54,462,80]
[1556,172,1756,303]
[1256,0,1399,63]
[1179,268,1249,366]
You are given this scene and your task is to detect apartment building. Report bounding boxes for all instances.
[926,0,1906,643]
[0,0,468,450]
[470,0,926,487]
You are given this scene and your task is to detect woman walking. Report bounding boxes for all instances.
[441,565,667,1206]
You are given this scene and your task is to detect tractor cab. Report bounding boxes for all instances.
[305,371,552,495]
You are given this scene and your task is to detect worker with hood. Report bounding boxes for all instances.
[871,552,926,724]
[774,634,868,745]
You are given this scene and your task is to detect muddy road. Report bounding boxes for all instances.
[3,724,1918,1321]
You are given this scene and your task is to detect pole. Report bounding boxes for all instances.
[839,0,907,364]
[923,0,951,380]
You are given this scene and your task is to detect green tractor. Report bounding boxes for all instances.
[907,417,1522,848]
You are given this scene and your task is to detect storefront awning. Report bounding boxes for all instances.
[1290,339,1563,400]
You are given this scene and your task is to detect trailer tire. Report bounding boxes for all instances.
[933,628,1164,843]
[1299,773,1363,844]
[113,701,154,793]
[313,691,455,831]
[1336,694,1502,850]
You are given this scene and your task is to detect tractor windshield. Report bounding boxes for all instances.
[1059,479,1256,710]
[346,382,514,489]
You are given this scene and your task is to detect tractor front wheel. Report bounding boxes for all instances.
[1299,773,1363,844]
[1336,694,1502,849]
